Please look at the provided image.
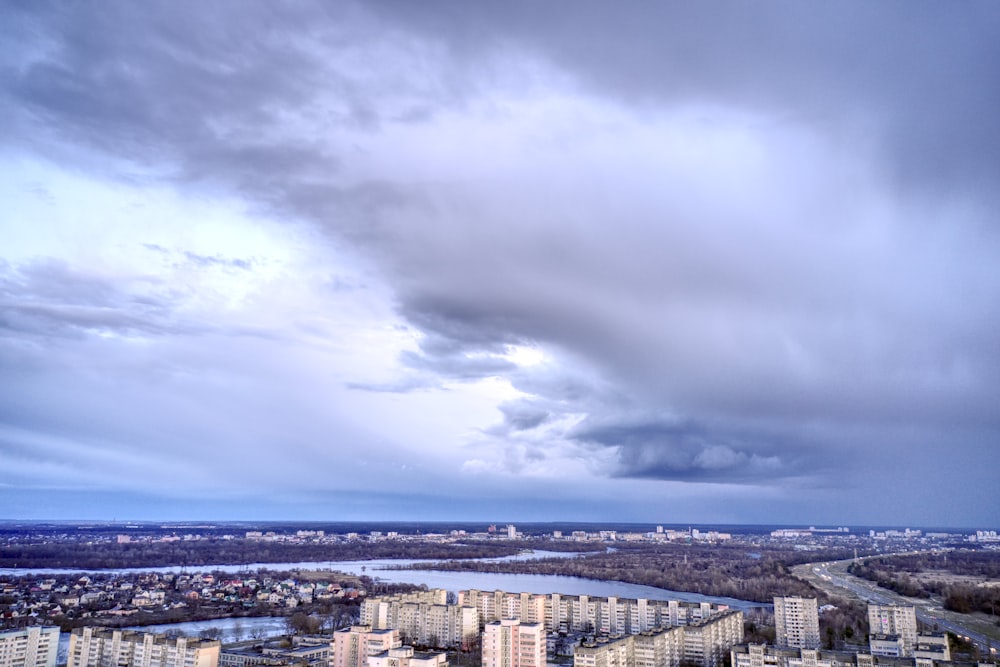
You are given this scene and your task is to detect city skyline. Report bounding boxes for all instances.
[2,2,999,526]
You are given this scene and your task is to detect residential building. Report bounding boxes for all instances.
[867,605,917,657]
[67,628,219,667]
[461,589,726,635]
[0,626,59,667]
[682,610,744,667]
[220,637,329,667]
[574,635,633,667]
[361,591,448,629]
[732,644,954,667]
[774,597,820,649]
[332,628,400,667]
[573,613,742,667]
[913,634,949,662]
[634,628,683,667]
[482,620,545,667]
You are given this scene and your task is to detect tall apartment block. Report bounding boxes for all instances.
[67,628,219,667]
[867,604,917,657]
[773,597,820,650]
[575,612,742,667]
[482,620,545,667]
[0,626,59,667]
[683,610,744,667]
[459,589,721,635]
[332,627,400,667]
[360,591,478,649]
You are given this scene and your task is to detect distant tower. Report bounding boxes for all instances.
[774,596,820,649]
[507,524,517,539]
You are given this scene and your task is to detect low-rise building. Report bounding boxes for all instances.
[366,646,447,667]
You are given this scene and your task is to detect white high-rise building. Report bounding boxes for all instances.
[67,628,219,667]
[482,620,545,667]
[868,604,917,657]
[332,627,401,667]
[0,626,59,667]
[575,613,742,667]
[773,597,820,649]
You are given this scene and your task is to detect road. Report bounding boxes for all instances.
[793,558,998,658]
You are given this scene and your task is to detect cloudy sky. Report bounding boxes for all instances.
[2,2,999,527]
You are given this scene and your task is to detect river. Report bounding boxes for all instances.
[25,549,760,664]
[3,553,756,607]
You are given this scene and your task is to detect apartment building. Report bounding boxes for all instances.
[361,591,449,629]
[867,605,917,657]
[731,644,956,667]
[774,597,820,650]
[67,628,219,667]
[395,602,479,649]
[482,620,545,667]
[633,628,683,667]
[574,611,743,667]
[574,635,634,667]
[0,626,59,667]
[683,610,744,667]
[332,628,400,667]
[461,590,720,635]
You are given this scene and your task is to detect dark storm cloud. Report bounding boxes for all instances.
[497,401,551,433]
[2,0,999,521]
[370,1,1000,197]
[570,417,808,483]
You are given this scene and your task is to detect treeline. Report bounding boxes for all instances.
[939,584,1000,615]
[0,539,541,569]
[847,562,929,598]
[848,550,1000,615]
[851,551,1000,579]
[396,543,837,603]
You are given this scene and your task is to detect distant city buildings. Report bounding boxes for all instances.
[771,527,849,539]
[0,626,59,667]
[773,597,820,650]
[67,628,219,667]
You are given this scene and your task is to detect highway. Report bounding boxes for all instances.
[795,558,998,658]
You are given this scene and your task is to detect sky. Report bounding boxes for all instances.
[1,2,999,528]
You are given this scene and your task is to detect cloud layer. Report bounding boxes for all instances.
[1,1,998,525]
